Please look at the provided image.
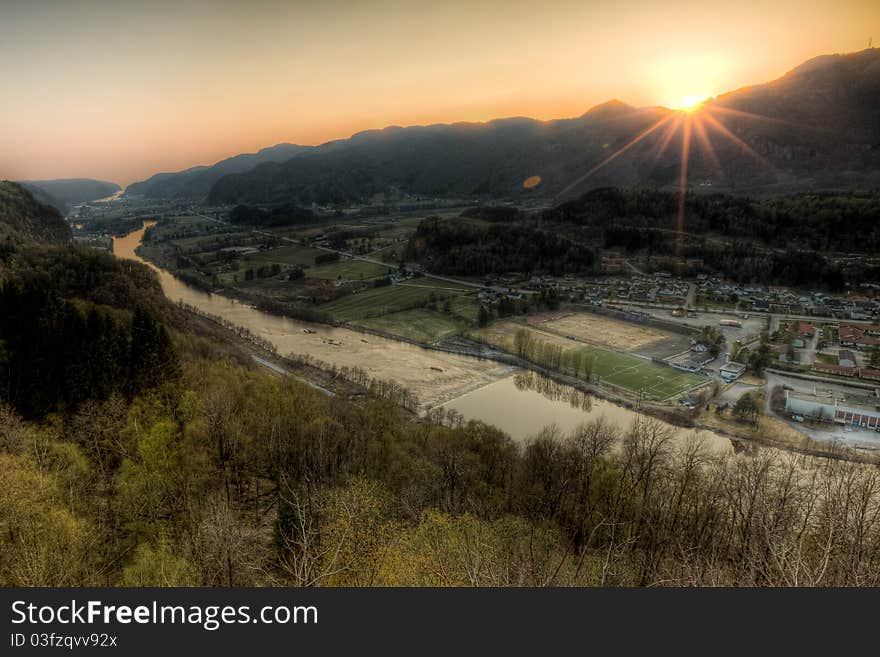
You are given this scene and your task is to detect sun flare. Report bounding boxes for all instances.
[678,94,705,112]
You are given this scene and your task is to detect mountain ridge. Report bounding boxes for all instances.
[205,48,880,206]
[18,178,121,215]
[125,143,312,200]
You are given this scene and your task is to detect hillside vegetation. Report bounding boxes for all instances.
[3,186,880,587]
[0,181,72,246]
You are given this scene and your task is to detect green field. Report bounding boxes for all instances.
[309,258,392,280]
[246,244,323,266]
[579,346,704,400]
[245,245,392,280]
[321,283,470,322]
[475,322,704,400]
[356,308,466,343]
[446,294,480,322]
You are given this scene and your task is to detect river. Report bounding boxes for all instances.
[114,221,730,451]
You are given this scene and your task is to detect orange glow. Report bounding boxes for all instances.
[677,95,706,112]
[1,0,878,184]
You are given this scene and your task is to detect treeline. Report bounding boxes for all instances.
[5,356,880,587]
[547,187,880,254]
[405,217,598,276]
[0,279,178,418]
[229,204,316,227]
[510,328,595,380]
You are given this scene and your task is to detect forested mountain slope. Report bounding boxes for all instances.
[0,181,72,245]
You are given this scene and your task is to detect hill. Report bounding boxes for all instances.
[125,143,312,200]
[0,181,72,245]
[18,178,120,214]
[207,48,880,205]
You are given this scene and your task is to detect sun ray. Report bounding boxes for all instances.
[692,113,724,178]
[555,114,674,200]
[701,110,775,170]
[675,114,692,258]
[651,113,684,162]
[708,104,830,134]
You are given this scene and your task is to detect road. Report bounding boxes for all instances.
[251,355,336,397]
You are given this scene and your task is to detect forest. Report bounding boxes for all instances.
[411,189,879,287]
[547,188,880,254]
[405,217,598,277]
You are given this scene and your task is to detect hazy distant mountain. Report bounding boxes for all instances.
[207,48,880,205]
[0,181,72,245]
[18,179,120,215]
[125,143,312,200]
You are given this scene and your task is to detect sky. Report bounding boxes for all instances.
[1,0,878,186]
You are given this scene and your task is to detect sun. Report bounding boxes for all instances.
[677,94,705,112]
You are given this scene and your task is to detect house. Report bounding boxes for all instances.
[792,321,814,338]
[838,349,857,368]
[719,362,747,381]
[839,323,880,350]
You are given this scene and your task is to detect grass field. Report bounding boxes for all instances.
[356,308,466,343]
[538,312,668,351]
[246,244,323,266]
[309,258,392,280]
[245,245,392,280]
[474,321,704,400]
[321,284,467,322]
[581,346,704,400]
[446,295,480,322]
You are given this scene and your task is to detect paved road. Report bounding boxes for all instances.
[716,381,760,406]
[251,355,336,397]
[685,282,696,309]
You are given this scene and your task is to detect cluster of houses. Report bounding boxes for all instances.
[517,274,689,306]
[772,319,880,382]
[839,323,880,350]
[698,277,880,319]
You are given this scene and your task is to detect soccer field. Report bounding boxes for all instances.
[582,346,705,400]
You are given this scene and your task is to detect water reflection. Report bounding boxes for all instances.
[513,371,592,412]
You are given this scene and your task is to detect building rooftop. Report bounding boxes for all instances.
[787,389,880,413]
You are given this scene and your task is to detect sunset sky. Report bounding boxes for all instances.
[1,0,878,186]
